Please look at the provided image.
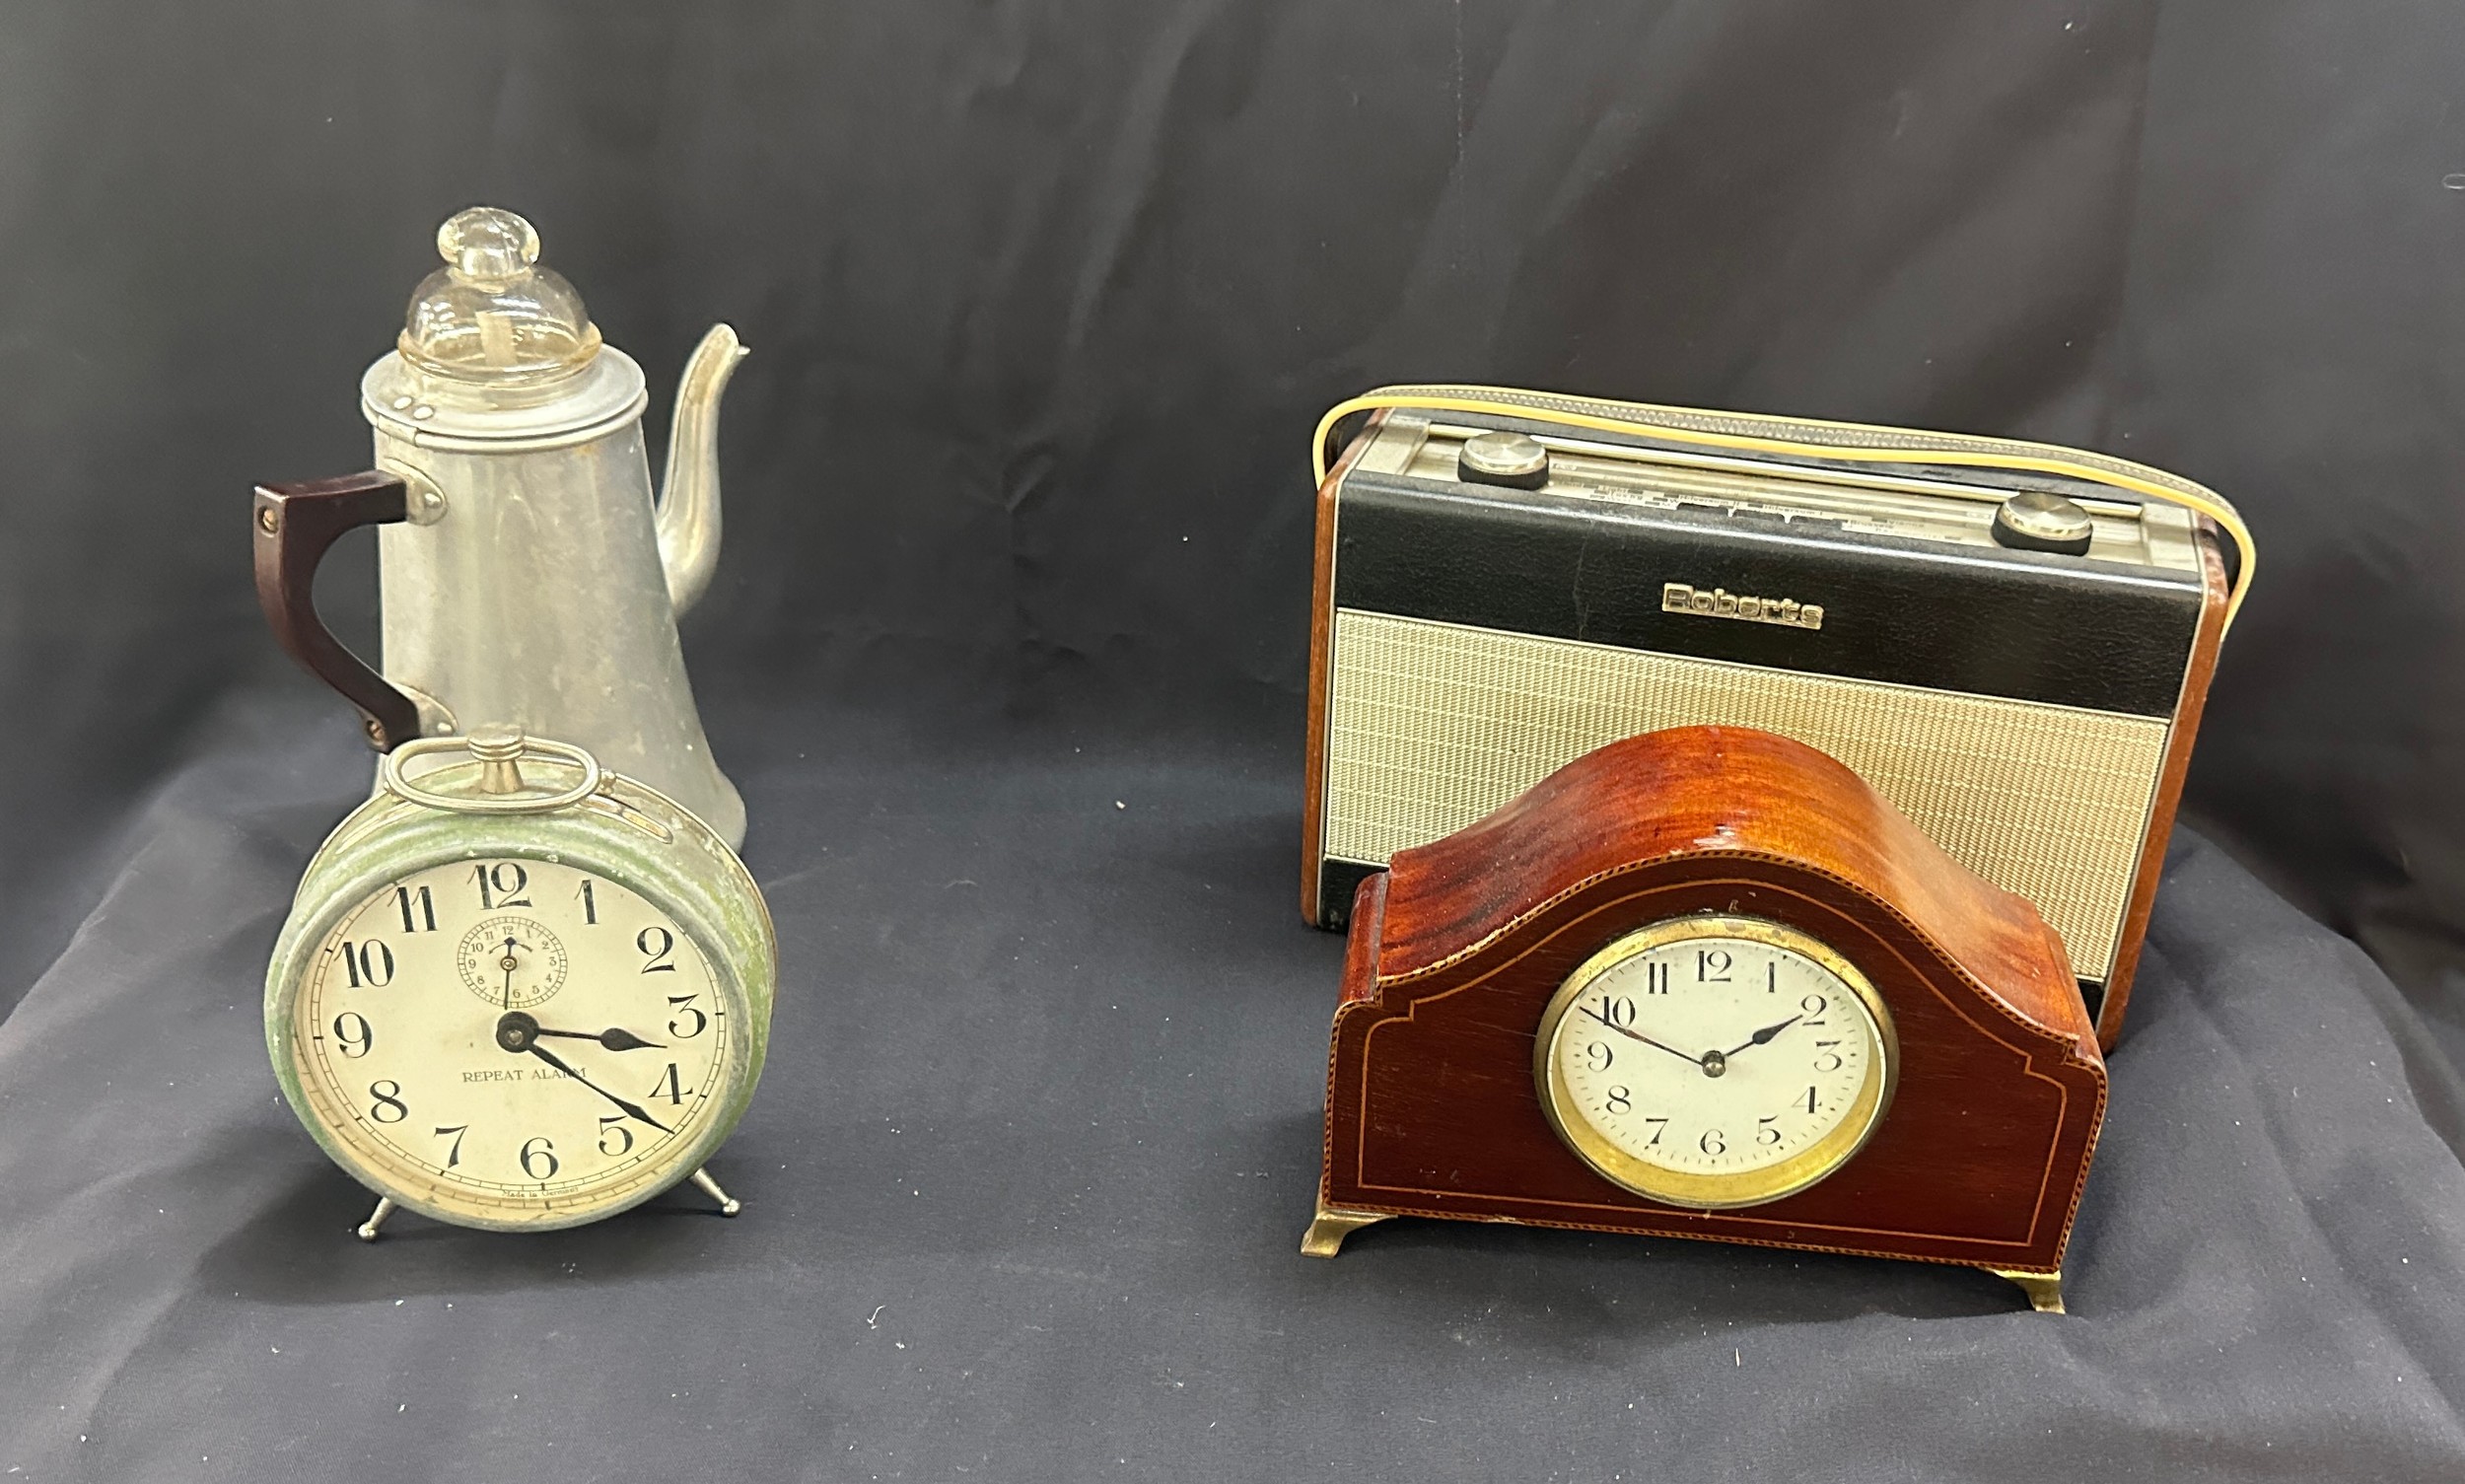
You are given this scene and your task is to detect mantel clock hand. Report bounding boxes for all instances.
[1721,1014,1804,1059]
[1579,1003,1706,1069]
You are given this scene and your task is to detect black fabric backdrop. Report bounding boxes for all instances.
[2,2,2462,1479]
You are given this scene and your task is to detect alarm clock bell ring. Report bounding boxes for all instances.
[250,205,749,848]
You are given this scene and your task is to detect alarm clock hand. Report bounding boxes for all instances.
[1580,1004,1706,1069]
[523,1042,673,1133]
[495,1014,672,1132]
[1720,1014,1803,1059]
[531,1025,666,1052]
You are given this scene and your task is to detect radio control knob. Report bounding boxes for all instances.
[1991,490,2094,555]
[1458,432,1551,490]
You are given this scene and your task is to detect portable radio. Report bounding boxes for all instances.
[1302,386,2250,1047]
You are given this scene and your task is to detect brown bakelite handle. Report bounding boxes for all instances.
[252,471,421,751]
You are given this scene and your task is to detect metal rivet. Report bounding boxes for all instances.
[256,506,279,534]
[411,405,435,420]
[390,395,414,410]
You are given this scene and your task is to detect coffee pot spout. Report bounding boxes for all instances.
[656,323,749,616]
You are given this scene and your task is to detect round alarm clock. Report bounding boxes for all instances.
[264,728,775,1238]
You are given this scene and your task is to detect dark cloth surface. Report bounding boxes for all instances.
[0,687,2459,1483]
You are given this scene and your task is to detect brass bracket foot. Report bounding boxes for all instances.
[1989,1267,2066,1313]
[1301,1204,1390,1257]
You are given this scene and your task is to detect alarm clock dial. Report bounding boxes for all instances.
[288,856,735,1226]
[1536,916,1894,1210]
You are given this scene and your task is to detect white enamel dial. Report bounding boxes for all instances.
[1536,915,1894,1209]
[288,855,735,1225]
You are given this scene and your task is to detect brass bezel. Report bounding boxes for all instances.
[1533,914,1897,1211]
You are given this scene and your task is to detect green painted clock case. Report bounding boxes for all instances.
[263,746,776,1233]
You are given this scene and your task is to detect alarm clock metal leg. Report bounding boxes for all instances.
[689,1167,742,1217]
[1300,1203,1390,1257]
[1989,1267,2066,1314]
[355,1196,396,1242]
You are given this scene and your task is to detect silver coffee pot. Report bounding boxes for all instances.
[252,206,748,847]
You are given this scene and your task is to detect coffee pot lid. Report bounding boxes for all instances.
[397,207,603,384]
[367,207,647,446]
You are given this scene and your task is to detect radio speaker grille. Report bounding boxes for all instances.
[1323,610,2171,982]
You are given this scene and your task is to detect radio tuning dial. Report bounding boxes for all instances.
[1458,432,1551,490]
[1991,490,2095,555]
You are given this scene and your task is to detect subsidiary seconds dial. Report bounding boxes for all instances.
[457,907,568,1009]
[1534,915,1895,1210]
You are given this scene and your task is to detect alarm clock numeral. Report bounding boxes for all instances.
[1604,1086,1632,1114]
[1585,1040,1613,1072]
[668,995,707,1038]
[1644,962,1669,995]
[520,1136,560,1181]
[599,1117,635,1157]
[1801,1085,1819,1114]
[394,884,437,934]
[1757,1116,1782,1146]
[648,1062,689,1105]
[1766,961,1778,994]
[331,1012,375,1058]
[637,926,677,972]
[1697,949,1731,983]
[472,862,532,910]
[432,1124,468,1168]
[1593,993,1639,1026]
[1799,993,1829,1025]
[1644,1117,1668,1146]
[1812,1041,1844,1072]
[337,940,394,989]
[368,1080,407,1123]
[578,879,598,925]
[1699,1128,1726,1156]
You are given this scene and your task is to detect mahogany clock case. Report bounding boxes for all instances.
[1315,727,2105,1296]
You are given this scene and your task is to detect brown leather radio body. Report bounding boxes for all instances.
[1302,387,2248,1047]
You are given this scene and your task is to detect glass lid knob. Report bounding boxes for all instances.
[439,207,539,282]
[397,206,603,383]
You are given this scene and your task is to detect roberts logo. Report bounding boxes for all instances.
[1662,583,1823,631]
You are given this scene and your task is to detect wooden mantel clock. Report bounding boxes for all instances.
[1303,725,2106,1312]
